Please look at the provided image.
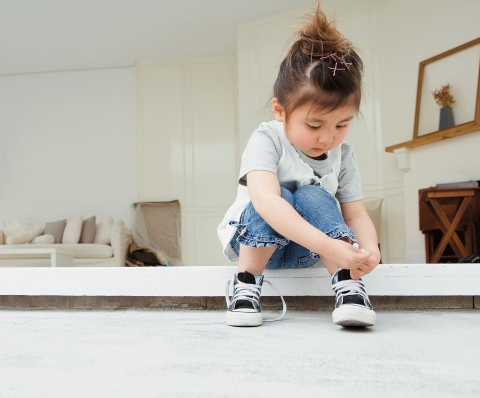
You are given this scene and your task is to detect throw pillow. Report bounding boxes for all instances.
[62,216,83,244]
[31,234,55,244]
[94,217,114,245]
[79,216,96,244]
[44,219,67,244]
[114,219,125,229]
[3,221,44,238]
[6,226,44,245]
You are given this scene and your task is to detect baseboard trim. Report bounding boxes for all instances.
[0,295,478,310]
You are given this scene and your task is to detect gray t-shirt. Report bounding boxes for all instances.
[239,125,363,203]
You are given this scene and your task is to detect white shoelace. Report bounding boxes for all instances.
[185,278,287,325]
[225,279,261,310]
[331,278,369,302]
[225,279,287,323]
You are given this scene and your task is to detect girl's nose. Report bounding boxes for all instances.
[318,131,334,144]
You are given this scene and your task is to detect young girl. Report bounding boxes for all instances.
[218,4,381,328]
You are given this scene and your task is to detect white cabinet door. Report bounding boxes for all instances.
[137,58,237,266]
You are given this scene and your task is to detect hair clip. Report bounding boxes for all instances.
[320,52,352,76]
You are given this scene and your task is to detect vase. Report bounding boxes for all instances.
[439,106,454,130]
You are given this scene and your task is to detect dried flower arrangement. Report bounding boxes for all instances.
[432,84,455,108]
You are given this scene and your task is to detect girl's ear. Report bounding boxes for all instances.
[272,98,285,122]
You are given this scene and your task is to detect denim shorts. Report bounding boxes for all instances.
[229,185,357,269]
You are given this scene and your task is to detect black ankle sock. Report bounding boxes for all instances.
[237,271,256,284]
[336,269,351,282]
[234,271,257,310]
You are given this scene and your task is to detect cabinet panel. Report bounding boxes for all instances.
[191,61,237,208]
[139,65,185,203]
[387,190,406,261]
[137,59,237,266]
[193,214,231,266]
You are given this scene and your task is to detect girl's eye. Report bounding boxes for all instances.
[336,124,347,129]
[307,124,321,130]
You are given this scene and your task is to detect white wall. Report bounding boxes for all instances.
[373,0,480,262]
[0,67,137,226]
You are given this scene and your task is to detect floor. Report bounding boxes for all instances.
[1,309,479,398]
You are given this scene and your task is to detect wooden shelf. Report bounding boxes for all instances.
[385,122,480,153]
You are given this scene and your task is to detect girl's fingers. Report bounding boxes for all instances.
[354,250,370,264]
[350,269,364,280]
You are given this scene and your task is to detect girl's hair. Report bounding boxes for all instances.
[273,3,363,119]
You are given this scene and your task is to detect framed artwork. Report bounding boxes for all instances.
[413,37,480,139]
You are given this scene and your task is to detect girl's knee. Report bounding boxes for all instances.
[295,184,330,197]
[294,185,337,211]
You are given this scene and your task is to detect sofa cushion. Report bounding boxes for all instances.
[0,244,113,259]
[60,244,113,258]
[31,234,55,244]
[6,226,44,245]
[94,217,114,245]
[44,219,67,244]
[62,216,83,244]
[80,216,96,244]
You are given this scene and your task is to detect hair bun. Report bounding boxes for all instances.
[297,6,353,58]
[274,2,363,118]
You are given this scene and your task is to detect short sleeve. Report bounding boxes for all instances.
[335,143,363,203]
[238,125,282,186]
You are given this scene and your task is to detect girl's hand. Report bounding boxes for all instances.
[350,249,381,280]
[340,200,382,280]
[320,238,370,271]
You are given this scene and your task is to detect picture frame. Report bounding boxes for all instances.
[413,37,480,139]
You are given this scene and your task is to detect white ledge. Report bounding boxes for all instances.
[0,264,479,296]
[393,147,411,172]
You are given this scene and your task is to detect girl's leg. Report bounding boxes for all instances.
[290,185,375,326]
[226,188,293,327]
[290,185,357,275]
[238,245,276,275]
[230,187,294,274]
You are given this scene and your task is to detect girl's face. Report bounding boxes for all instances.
[272,99,356,159]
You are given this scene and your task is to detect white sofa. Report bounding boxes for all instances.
[0,219,132,267]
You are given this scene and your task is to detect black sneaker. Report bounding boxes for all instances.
[331,269,376,327]
[225,271,263,327]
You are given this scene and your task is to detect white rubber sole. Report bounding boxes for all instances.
[332,305,376,327]
[225,310,262,327]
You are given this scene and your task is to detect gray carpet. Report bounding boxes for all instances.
[0,309,479,397]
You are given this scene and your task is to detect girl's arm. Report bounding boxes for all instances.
[247,170,369,271]
[340,200,381,279]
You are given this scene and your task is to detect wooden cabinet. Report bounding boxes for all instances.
[419,187,480,263]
